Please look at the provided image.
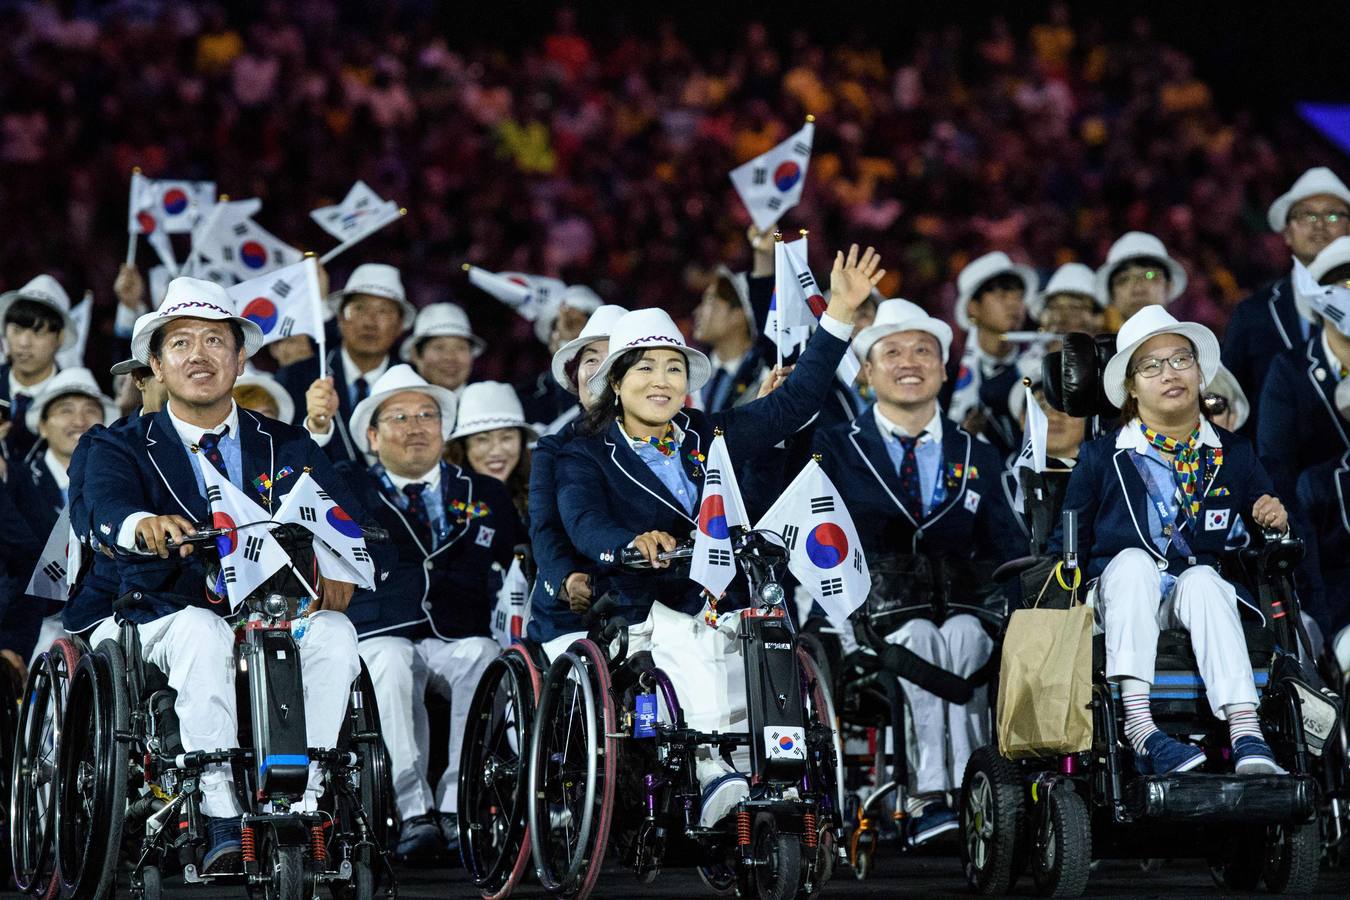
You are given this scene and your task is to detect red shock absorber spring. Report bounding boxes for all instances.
[311,825,328,863]
[241,825,256,864]
[803,811,818,849]
[736,810,752,847]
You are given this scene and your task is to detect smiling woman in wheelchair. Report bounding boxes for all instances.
[1057,306,1289,776]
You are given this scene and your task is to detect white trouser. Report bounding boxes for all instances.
[360,634,497,819]
[90,608,359,818]
[1097,548,1258,717]
[886,614,992,794]
[542,602,747,786]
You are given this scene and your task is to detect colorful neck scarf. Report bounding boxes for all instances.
[1140,424,1203,519]
[622,419,679,457]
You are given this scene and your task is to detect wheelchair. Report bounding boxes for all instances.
[12,521,396,900]
[956,335,1344,897]
[520,529,845,900]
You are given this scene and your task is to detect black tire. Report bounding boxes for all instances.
[265,845,306,900]
[747,814,802,900]
[1262,820,1320,895]
[141,864,163,900]
[1031,784,1091,898]
[1209,829,1263,891]
[55,641,128,900]
[349,859,374,900]
[960,746,1027,895]
[459,647,538,899]
[851,847,871,881]
[697,859,737,896]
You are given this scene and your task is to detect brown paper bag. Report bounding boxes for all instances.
[996,565,1093,759]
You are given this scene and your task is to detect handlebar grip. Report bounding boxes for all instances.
[620,546,647,567]
[361,525,389,542]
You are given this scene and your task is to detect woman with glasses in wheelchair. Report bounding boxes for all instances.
[555,245,883,827]
[1059,305,1289,776]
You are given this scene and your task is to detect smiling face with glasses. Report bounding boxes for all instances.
[367,390,447,478]
[1124,333,1203,426]
[1283,194,1350,263]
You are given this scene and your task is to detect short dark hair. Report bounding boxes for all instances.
[4,299,63,334]
[1109,256,1170,285]
[579,346,689,436]
[973,272,1025,301]
[149,319,246,360]
[1320,263,1350,286]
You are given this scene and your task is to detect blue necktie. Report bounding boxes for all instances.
[11,393,32,433]
[403,482,430,531]
[196,428,231,481]
[897,434,923,520]
[352,376,370,409]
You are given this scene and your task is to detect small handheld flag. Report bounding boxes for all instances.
[729,118,815,231]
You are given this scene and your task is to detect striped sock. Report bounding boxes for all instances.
[1225,703,1263,745]
[1120,679,1159,755]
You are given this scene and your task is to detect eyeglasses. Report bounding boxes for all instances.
[1129,350,1196,379]
[1201,393,1230,417]
[375,409,442,428]
[1111,268,1166,289]
[1289,210,1350,227]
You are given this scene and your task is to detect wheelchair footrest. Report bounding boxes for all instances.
[1124,773,1316,824]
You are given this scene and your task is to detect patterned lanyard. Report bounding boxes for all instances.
[623,419,679,457]
[1140,424,1203,520]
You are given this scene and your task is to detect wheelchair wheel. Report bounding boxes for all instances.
[1261,820,1320,894]
[696,859,737,896]
[55,640,128,900]
[527,639,616,900]
[333,661,394,900]
[264,843,306,900]
[10,654,60,897]
[740,812,801,900]
[798,647,845,827]
[960,746,1027,895]
[460,644,540,900]
[1030,783,1090,898]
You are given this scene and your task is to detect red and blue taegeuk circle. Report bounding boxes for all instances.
[954,365,973,391]
[778,734,795,751]
[698,494,729,540]
[212,511,238,556]
[326,506,364,539]
[242,297,278,334]
[239,241,268,269]
[162,188,188,215]
[805,522,848,569]
[773,161,802,192]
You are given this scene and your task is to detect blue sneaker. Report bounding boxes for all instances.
[909,805,959,847]
[1233,735,1284,775]
[202,817,242,874]
[1136,731,1206,775]
[395,814,442,860]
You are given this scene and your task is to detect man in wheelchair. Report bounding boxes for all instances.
[1056,305,1286,775]
[80,278,367,874]
[813,299,1023,845]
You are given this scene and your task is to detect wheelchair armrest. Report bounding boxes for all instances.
[992,555,1042,583]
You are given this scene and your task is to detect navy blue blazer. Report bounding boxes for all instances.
[812,410,1022,566]
[275,345,396,464]
[0,362,53,463]
[81,406,367,624]
[526,418,593,643]
[1221,274,1313,435]
[1295,451,1350,635]
[1256,335,1350,505]
[339,460,519,641]
[0,468,45,656]
[700,345,770,413]
[1054,424,1275,617]
[63,427,122,635]
[518,371,574,429]
[556,323,850,625]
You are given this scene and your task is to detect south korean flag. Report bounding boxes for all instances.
[195,454,289,611]
[273,471,377,590]
[728,118,815,231]
[690,434,750,602]
[227,258,325,347]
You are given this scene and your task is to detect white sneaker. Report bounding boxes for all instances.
[700,772,750,828]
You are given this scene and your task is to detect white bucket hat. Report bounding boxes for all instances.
[131,277,265,364]
[586,308,713,397]
[1102,305,1219,408]
[400,302,486,361]
[26,366,118,434]
[551,304,629,393]
[450,381,538,441]
[0,274,79,350]
[1267,167,1350,232]
[112,310,159,375]
[233,373,295,424]
[852,298,954,365]
[534,283,604,345]
[1307,234,1350,283]
[1029,262,1103,320]
[954,252,1037,331]
[1096,232,1187,305]
[1202,364,1250,431]
[348,363,458,456]
[326,263,416,329]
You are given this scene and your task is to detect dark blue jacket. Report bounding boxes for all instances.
[339,460,519,641]
[64,426,121,634]
[517,371,574,430]
[275,346,398,464]
[556,323,850,626]
[699,345,770,414]
[1221,274,1313,435]
[0,469,44,656]
[812,411,1022,566]
[1256,335,1350,505]
[0,361,53,463]
[1054,424,1275,618]
[1295,451,1350,635]
[81,406,367,624]
[526,418,592,643]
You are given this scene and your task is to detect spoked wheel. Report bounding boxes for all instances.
[1260,820,1321,894]
[11,640,80,899]
[527,640,616,900]
[55,640,128,900]
[797,647,842,897]
[460,645,540,899]
[739,813,802,900]
[1030,783,1090,898]
[333,661,394,900]
[960,746,1027,895]
[0,660,19,885]
[696,859,737,896]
